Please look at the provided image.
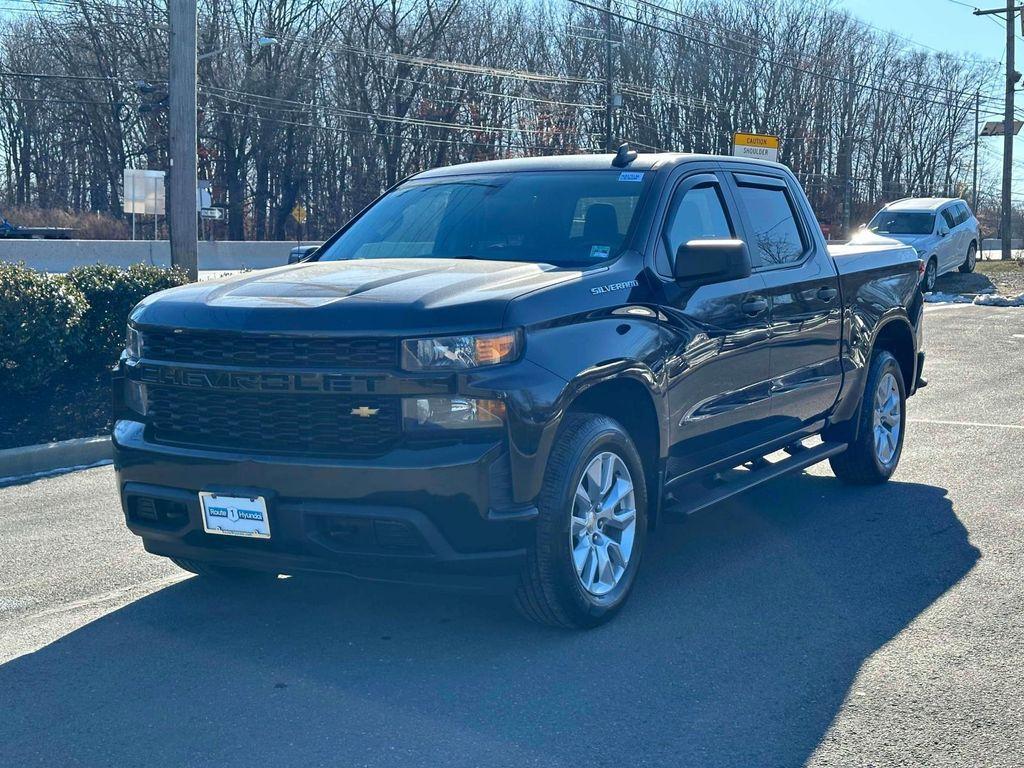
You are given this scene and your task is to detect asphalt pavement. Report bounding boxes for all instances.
[1,304,1022,767]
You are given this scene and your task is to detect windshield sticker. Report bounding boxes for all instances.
[618,171,644,182]
[589,245,612,259]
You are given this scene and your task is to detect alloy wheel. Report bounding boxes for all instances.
[872,371,902,466]
[570,452,637,596]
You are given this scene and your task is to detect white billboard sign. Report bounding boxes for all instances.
[123,168,166,216]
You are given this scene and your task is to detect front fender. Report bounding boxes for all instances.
[463,311,667,505]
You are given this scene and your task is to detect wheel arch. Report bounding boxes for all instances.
[562,373,666,528]
[871,317,916,395]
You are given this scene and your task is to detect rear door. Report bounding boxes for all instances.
[938,206,960,272]
[650,168,774,471]
[952,202,973,263]
[727,170,843,432]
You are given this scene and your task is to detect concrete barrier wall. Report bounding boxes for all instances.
[0,240,322,273]
[981,238,1024,251]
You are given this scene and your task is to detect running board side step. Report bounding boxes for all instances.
[663,441,848,519]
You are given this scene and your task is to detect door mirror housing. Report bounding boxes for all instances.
[938,224,950,237]
[674,239,752,284]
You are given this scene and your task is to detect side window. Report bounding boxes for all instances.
[663,183,733,261]
[941,208,957,229]
[734,182,806,267]
[955,203,971,224]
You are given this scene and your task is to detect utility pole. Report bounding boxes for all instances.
[604,0,614,152]
[974,90,981,211]
[841,53,855,239]
[168,0,198,280]
[974,1,1022,260]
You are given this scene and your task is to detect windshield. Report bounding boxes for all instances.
[868,211,935,236]
[317,170,651,268]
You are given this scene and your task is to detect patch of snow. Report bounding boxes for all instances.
[924,291,971,304]
[973,292,1024,307]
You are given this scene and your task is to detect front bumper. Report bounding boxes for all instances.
[113,420,536,590]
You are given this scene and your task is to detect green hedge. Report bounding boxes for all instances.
[64,263,190,367]
[0,262,88,393]
[0,262,190,392]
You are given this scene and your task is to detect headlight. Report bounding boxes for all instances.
[402,397,506,432]
[401,330,521,371]
[913,247,926,257]
[124,381,148,416]
[126,325,144,359]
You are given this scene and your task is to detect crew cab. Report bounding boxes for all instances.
[113,149,925,628]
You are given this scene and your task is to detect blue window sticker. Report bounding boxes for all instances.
[589,245,612,259]
[618,171,644,182]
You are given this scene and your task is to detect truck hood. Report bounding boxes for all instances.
[130,258,580,334]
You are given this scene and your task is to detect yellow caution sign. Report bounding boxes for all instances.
[732,132,780,163]
[291,204,307,224]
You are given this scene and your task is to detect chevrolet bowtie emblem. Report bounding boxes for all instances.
[350,406,380,418]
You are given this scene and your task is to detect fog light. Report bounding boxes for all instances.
[402,397,505,432]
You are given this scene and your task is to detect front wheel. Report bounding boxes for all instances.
[515,414,647,628]
[923,257,938,292]
[829,350,906,485]
[959,241,977,273]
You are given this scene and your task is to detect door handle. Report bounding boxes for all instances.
[816,286,838,302]
[741,296,768,316]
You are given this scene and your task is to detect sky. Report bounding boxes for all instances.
[840,0,1024,198]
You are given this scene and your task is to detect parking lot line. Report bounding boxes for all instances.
[909,418,1024,430]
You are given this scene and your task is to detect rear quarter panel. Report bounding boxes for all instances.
[827,243,922,424]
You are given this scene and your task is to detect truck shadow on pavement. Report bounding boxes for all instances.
[0,474,978,768]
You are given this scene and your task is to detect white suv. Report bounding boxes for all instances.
[853,198,979,292]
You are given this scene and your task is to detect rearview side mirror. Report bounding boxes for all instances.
[674,239,752,284]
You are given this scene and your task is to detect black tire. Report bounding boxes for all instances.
[923,257,938,292]
[829,350,906,485]
[514,413,648,629]
[959,241,977,273]
[171,557,277,581]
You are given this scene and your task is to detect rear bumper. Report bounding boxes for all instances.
[113,420,535,590]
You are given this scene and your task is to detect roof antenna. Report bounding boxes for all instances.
[612,142,637,168]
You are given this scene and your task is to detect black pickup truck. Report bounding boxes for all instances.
[113,149,925,628]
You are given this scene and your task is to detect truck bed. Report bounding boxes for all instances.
[827,241,919,276]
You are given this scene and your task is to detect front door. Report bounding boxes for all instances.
[652,171,774,473]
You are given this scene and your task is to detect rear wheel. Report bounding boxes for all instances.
[829,350,906,485]
[515,414,647,628]
[923,257,938,292]
[959,241,977,273]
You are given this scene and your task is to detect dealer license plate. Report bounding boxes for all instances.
[199,492,271,539]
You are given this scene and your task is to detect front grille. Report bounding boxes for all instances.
[147,387,401,458]
[142,328,397,370]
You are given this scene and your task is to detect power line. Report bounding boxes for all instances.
[202,87,603,140]
[571,0,996,111]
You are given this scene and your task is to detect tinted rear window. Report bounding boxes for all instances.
[734,184,805,266]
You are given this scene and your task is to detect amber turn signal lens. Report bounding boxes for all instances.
[475,332,518,365]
